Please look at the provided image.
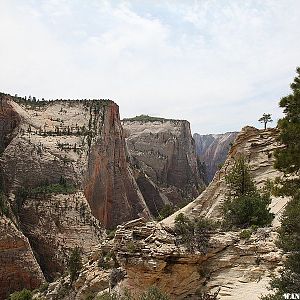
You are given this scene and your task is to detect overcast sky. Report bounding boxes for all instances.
[1,0,299,134]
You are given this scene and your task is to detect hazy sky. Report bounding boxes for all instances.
[1,0,300,134]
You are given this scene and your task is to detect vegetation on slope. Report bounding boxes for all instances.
[122,114,180,123]
[262,67,300,299]
[223,156,274,228]
[174,213,218,254]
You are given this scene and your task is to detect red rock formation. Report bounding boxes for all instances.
[0,94,20,154]
[0,216,45,300]
[84,104,151,229]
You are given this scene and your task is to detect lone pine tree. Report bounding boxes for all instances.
[259,113,273,130]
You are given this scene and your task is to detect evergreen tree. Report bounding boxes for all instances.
[223,156,273,228]
[259,113,273,130]
[68,247,82,282]
[262,68,300,299]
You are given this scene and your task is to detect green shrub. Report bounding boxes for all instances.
[139,286,169,300]
[85,293,96,300]
[106,229,116,240]
[9,289,32,300]
[239,229,252,239]
[125,241,140,253]
[122,115,171,123]
[156,204,175,221]
[38,282,49,293]
[98,250,115,269]
[95,286,169,300]
[195,288,220,300]
[174,213,217,253]
[17,178,76,200]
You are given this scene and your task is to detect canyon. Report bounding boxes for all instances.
[193,132,238,183]
[0,94,288,300]
[0,95,204,299]
[33,126,287,300]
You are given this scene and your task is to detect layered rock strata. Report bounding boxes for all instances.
[0,93,151,297]
[163,127,286,225]
[122,118,205,216]
[193,132,238,183]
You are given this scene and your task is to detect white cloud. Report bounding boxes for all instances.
[0,0,299,133]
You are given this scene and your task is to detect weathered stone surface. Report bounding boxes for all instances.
[19,192,104,280]
[0,95,151,228]
[0,94,151,297]
[0,216,45,300]
[122,119,205,216]
[194,132,238,183]
[163,127,286,226]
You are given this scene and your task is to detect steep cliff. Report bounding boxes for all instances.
[0,215,45,300]
[193,132,238,183]
[122,117,205,216]
[0,93,151,298]
[165,127,286,225]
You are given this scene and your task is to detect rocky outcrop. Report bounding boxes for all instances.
[37,218,282,300]
[19,192,103,280]
[122,118,205,216]
[193,132,238,183]
[164,127,286,225]
[113,220,282,300]
[0,215,45,300]
[0,94,151,297]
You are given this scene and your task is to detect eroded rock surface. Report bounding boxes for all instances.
[0,216,45,300]
[0,93,151,297]
[193,132,238,183]
[32,126,287,300]
[122,119,205,216]
[163,127,286,225]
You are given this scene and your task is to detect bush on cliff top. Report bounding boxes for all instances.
[122,114,179,123]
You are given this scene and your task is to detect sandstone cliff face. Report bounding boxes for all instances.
[165,127,286,225]
[193,132,238,183]
[0,95,150,228]
[122,119,205,216]
[0,215,45,300]
[0,93,150,297]
[84,106,150,228]
[19,192,103,280]
[39,218,281,300]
